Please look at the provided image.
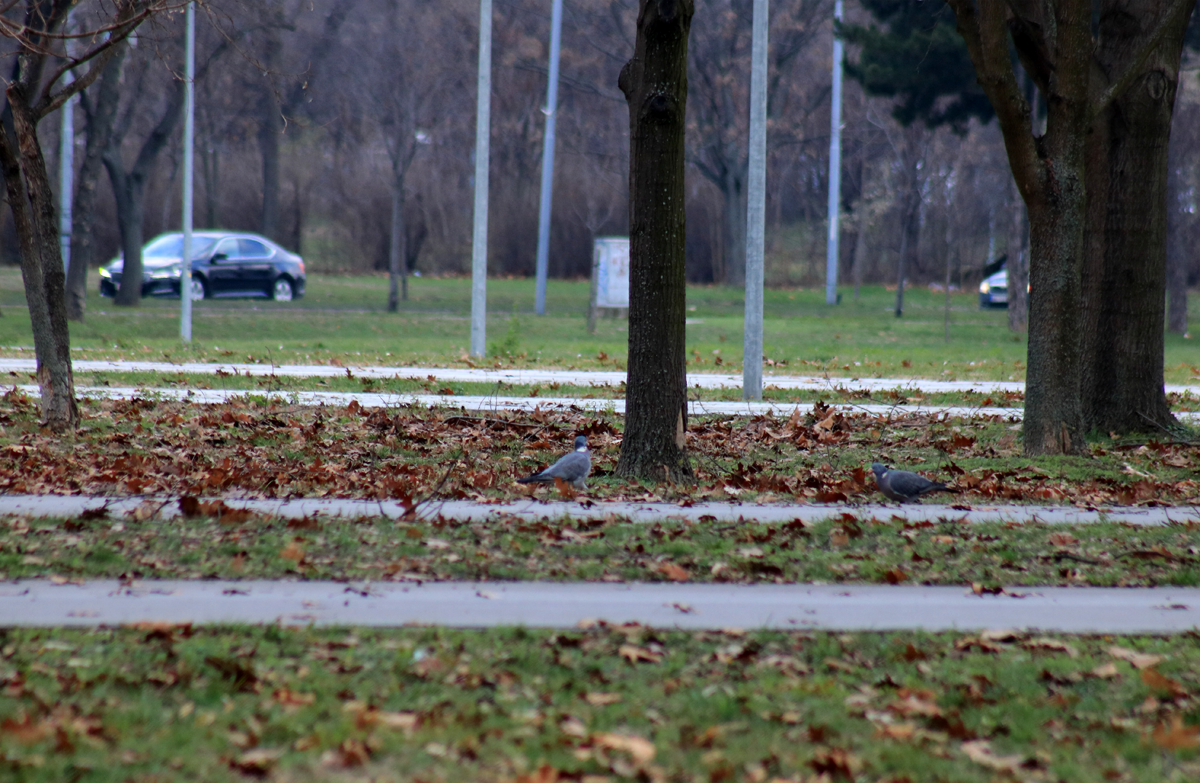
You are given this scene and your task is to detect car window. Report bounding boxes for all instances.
[142,235,218,258]
[144,235,182,258]
[188,237,218,258]
[238,239,273,259]
[214,238,238,258]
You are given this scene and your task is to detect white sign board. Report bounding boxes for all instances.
[593,237,629,309]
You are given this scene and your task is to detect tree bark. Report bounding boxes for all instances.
[1079,0,1192,434]
[0,89,79,431]
[0,0,166,431]
[615,0,694,483]
[947,0,1091,456]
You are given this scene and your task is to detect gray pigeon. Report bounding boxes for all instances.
[518,435,591,490]
[871,462,952,503]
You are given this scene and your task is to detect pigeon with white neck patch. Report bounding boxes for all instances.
[518,435,591,490]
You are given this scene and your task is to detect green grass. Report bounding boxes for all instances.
[3,512,1198,587]
[1,625,1197,782]
[2,269,1198,384]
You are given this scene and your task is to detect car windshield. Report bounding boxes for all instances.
[143,235,219,260]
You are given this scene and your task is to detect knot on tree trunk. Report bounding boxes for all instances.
[643,92,679,122]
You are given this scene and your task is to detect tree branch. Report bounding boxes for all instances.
[945,0,1041,204]
[34,1,186,119]
[1004,0,1053,92]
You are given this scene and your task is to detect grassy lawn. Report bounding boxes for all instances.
[4,510,1198,587]
[2,271,1198,781]
[0,393,1196,506]
[1,625,1197,782]
[2,268,1198,384]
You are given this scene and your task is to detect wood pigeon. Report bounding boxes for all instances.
[518,435,591,490]
[871,462,952,503]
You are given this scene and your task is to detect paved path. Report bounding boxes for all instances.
[7,357,1199,396]
[1,494,1195,526]
[2,579,1197,632]
[33,384,1035,421]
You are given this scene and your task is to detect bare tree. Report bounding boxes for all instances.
[0,0,175,430]
[104,39,186,306]
[103,22,232,307]
[686,0,830,285]
[65,46,127,321]
[344,0,469,310]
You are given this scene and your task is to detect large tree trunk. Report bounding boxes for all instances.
[948,0,1094,456]
[1079,0,1192,434]
[0,91,78,431]
[1023,160,1087,455]
[615,0,694,483]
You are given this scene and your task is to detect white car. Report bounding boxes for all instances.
[979,268,1008,308]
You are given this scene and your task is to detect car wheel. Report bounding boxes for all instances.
[190,276,208,301]
[272,277,295,302]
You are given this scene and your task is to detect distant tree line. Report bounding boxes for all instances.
[2,0,1197,304]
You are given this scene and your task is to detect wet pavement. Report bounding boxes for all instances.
[1,579,1197,632]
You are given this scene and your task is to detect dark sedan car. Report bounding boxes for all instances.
[99,231,306,301]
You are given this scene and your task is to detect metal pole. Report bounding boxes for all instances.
[59,79,74,274]
[824,0,843,305]
[180,1,195,343]
[469,0,493,357]
[743,0,768,401]
[533,0,563,316]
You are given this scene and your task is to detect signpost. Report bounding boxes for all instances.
[587,236,628,333]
